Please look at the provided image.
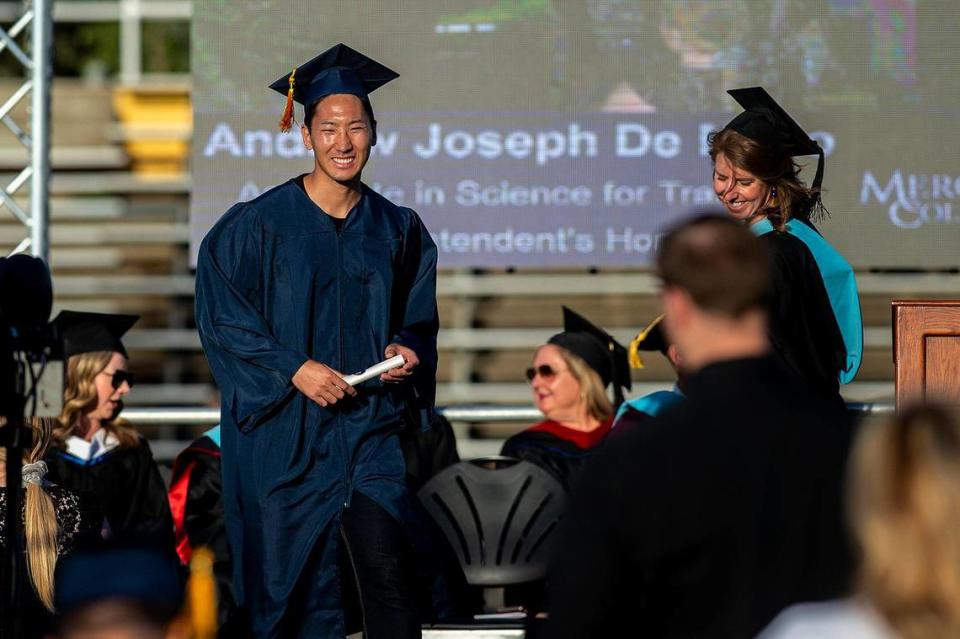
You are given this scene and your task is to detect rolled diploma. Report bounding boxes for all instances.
[342,354,406,386]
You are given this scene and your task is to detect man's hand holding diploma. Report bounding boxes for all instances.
[292,360,357,407]
[380,343,418,382]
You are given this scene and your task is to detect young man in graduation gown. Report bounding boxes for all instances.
[544,215,854,639]
[195,44,438,638]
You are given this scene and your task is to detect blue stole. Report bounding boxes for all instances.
[752,218,863,383]
[203,425,222,448]
[615,389,685,421]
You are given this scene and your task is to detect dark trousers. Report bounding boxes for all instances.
[339,491,420,638]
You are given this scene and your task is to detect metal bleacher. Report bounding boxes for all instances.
[5,80,958,460]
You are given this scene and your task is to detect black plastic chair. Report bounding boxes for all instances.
[417,456,568,587]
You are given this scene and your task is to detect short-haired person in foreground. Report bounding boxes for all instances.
[759,404,960,639]
[543,214,854,639]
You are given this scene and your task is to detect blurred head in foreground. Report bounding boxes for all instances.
[851,404,960,639]
[54,544,186,639]
[656,213,771,373]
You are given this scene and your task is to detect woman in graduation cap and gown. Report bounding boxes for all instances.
[500,307,631,494]
[708,87,862,403]
[195,44,438,638]
[45,311,174,547]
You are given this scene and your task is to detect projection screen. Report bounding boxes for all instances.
[191,0,960,268]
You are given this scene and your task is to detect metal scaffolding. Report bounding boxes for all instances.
[0,0,51,261]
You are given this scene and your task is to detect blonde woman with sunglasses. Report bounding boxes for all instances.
[500,307,630,494]
[44,311,173,546]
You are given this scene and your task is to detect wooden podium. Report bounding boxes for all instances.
[893,301,960,408]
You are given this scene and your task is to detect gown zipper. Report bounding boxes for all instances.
[336,224,352,508]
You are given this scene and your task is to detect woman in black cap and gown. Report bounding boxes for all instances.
[45,311,173,546]
[708,87,862,404]
[501,307,630,493]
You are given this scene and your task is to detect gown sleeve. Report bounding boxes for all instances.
[391,210,440,421]
[761,233,846,399]
[117,440,175,548]
[195,205,310,432]
[184,453,226,549]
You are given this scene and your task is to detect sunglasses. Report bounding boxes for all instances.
[103,370,137,390]
[524,365,567,383]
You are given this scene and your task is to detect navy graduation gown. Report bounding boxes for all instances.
[195,180,438,637]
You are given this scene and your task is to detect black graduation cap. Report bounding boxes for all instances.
[725,87,825,210]
[55,545,183,615]
[269,43,399,132]
[628,314,668,370]
[52,310,138,359]
[548,306,631,406]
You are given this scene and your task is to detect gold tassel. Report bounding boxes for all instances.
[628,314,665,369]
[628,334,646,370]
[278,68,297,132]
[175,546,218,639]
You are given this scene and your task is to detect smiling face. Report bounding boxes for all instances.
[89,351,131,423]
[713,152,773,223]
[529,344,583,422]
[301,93,372,187]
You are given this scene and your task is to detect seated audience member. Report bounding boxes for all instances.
[759,404,960,639]
[168,425,237,631]
[0,417,101,639]
[544,215,854,639]
[500,306,631,492]
[54,544,186,639]
[616,314,686,424]
[45,311,174,546]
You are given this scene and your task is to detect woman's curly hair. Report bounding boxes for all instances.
[53,350,139,449]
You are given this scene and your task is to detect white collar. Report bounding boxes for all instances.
[65,430,120,461]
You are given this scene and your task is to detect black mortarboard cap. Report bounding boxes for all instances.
[52,310,138,359]
[724,86,825,202]
[548,306,631,406]
[55,545,183,614]
[269,43,399,132]
[628,314,668,369]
